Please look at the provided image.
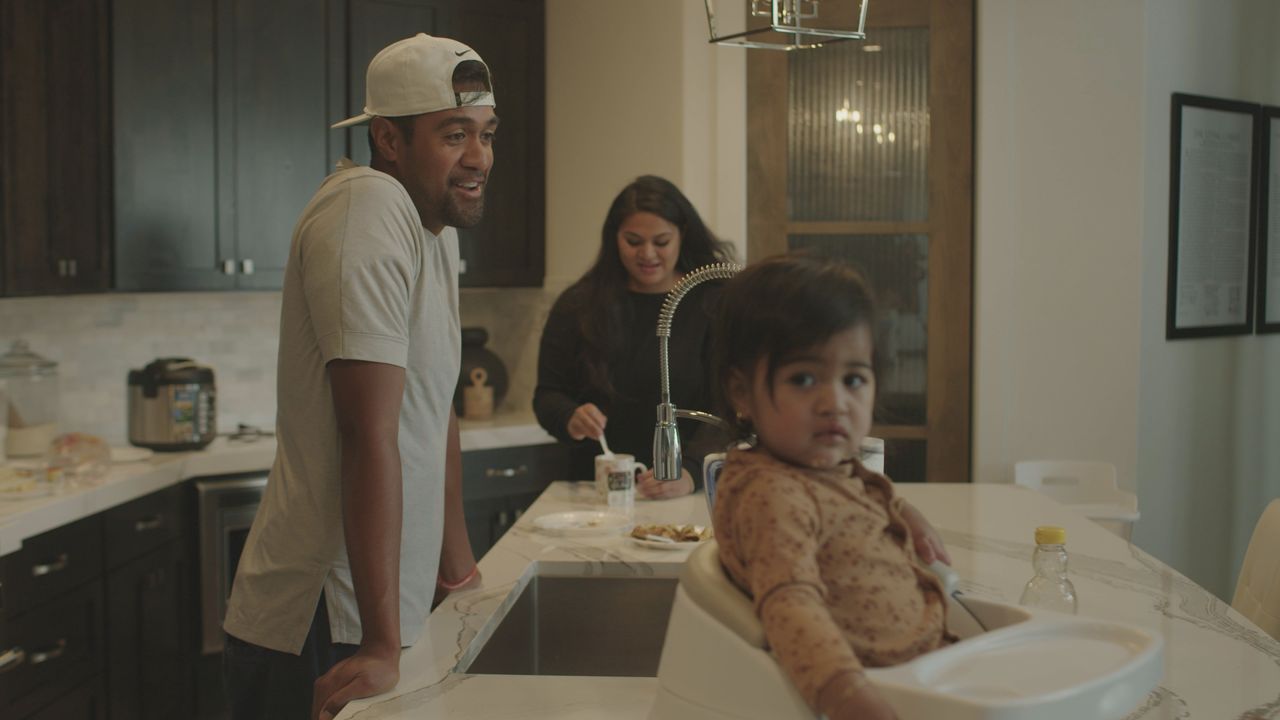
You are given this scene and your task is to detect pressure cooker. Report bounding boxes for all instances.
[127,358,217,451]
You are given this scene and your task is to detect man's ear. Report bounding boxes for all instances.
[369,117,400,164]
[726,367,751,420]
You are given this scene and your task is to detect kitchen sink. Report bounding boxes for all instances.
[463,571,679,677]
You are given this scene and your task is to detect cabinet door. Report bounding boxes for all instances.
[113,0,228,291]
[105,541,190,720]
[220,0,336,290]
[0,0,111,296]
[25,676,105,720]
[461,443,566,557]
[0,580,104,719]
[341,0,454,169]
[454,0,545,287]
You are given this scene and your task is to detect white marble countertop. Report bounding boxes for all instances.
[0,436,278,556]
[0,412,552,556]
[457,410,555,452]
[338,482,1280,720]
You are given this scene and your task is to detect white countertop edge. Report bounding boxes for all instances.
[458,413,555,452]
[0,437,278,556]
[0,416,558,557]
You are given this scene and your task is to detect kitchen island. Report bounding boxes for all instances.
[338,481,1280,720]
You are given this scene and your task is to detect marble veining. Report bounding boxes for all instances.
[1124,687,1189,720]
[334,482,1280,720]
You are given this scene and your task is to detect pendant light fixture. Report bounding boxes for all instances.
[704,0,869,51]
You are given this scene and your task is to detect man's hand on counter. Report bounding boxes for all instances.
[312,644,400,720]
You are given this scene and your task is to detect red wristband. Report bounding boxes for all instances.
[437,565,479,591]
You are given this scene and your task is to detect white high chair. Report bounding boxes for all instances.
[1014,461,1139,540]
[650,541,1163,720]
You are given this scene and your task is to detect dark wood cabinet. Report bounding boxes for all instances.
[111,0,224,291]
[25,678,105,720]
[0,0,112,296]
[0,485,189,719]
[454,0,546,287]
[114,0,337,291]
[105,540,190,720]
[462,442,566,557]
[6,0,542,295]
[0,525,106,719]
[103,484,190,720]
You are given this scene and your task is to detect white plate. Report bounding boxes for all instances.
[629,536,705,551]
[111,446,155,463]
[531,511,631,536]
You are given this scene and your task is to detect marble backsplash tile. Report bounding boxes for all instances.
[0,289,556,446]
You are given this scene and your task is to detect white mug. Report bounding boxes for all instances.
[594,453,646,509]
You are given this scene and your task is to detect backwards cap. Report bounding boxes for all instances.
[331,33,494,129]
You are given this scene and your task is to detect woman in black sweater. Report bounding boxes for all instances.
[534,176,734,498]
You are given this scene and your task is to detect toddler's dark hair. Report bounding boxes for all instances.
[711,253,879,441]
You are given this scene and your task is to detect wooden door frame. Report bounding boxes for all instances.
[746,0,973,482]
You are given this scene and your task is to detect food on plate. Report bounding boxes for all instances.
[630,523,712,543]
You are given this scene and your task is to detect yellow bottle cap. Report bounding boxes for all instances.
[1035,526,1067,545]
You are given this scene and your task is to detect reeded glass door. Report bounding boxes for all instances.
[747,0,973,482]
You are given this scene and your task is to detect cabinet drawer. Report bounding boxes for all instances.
[0,516,103,616]
[103,484,183,569]
[461,443,568,502]
[0,579,104,717]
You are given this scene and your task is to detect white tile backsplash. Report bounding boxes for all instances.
[0,288,557,447]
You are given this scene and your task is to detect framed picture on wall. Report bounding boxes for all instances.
[1258,106,1280,334]
[1166,93,1260,339]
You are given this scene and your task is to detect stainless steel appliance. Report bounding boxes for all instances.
[127,358,217,451]
[195,473,266,656]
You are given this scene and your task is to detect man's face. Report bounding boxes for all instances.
[393,99,498,234]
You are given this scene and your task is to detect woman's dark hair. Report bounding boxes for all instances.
[711,253,880,441]
[566,175,733,398]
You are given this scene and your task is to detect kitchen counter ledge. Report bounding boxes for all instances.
[0,413,551,556]
[340,482,1280,720]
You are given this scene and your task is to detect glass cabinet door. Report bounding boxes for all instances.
[747,0,973,482]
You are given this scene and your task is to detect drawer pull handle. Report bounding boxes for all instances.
[28,639,66,666]
[135,515,165,532]
[0,647,24,673]
[485,465,528,479]
[31,553,69,577]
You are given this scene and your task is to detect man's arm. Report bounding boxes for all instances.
[313,359,405,720]
[438,407,480,589]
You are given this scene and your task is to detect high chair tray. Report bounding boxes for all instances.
[867,610,1163,720]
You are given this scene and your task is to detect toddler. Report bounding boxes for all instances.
[710,254,952,720]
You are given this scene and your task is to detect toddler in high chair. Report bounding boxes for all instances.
[710,254,953,720]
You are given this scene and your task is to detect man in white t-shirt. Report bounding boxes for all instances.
[222,33,497,720]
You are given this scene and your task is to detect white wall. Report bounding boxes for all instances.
[1136,0,1280,598]
[545,0,747,289]
[976,0,1280,600]
[973,0,1145,491]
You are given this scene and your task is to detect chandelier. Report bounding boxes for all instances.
[704,0,869,51]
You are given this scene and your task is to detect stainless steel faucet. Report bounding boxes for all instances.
[652,262,742,482]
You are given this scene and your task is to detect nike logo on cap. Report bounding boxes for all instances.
[455,49,471,56]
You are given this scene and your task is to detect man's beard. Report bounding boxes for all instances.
[442,192,485,229]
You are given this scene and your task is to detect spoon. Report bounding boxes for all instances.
[929,561,988,632]
[598,433,614,458]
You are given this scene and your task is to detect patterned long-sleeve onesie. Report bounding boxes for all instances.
[712,447,949,712]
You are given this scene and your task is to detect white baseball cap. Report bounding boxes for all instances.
[331,33,495,129]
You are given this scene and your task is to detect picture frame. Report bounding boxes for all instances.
[1166,93,1260,339]
[1258,106,1280,334]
